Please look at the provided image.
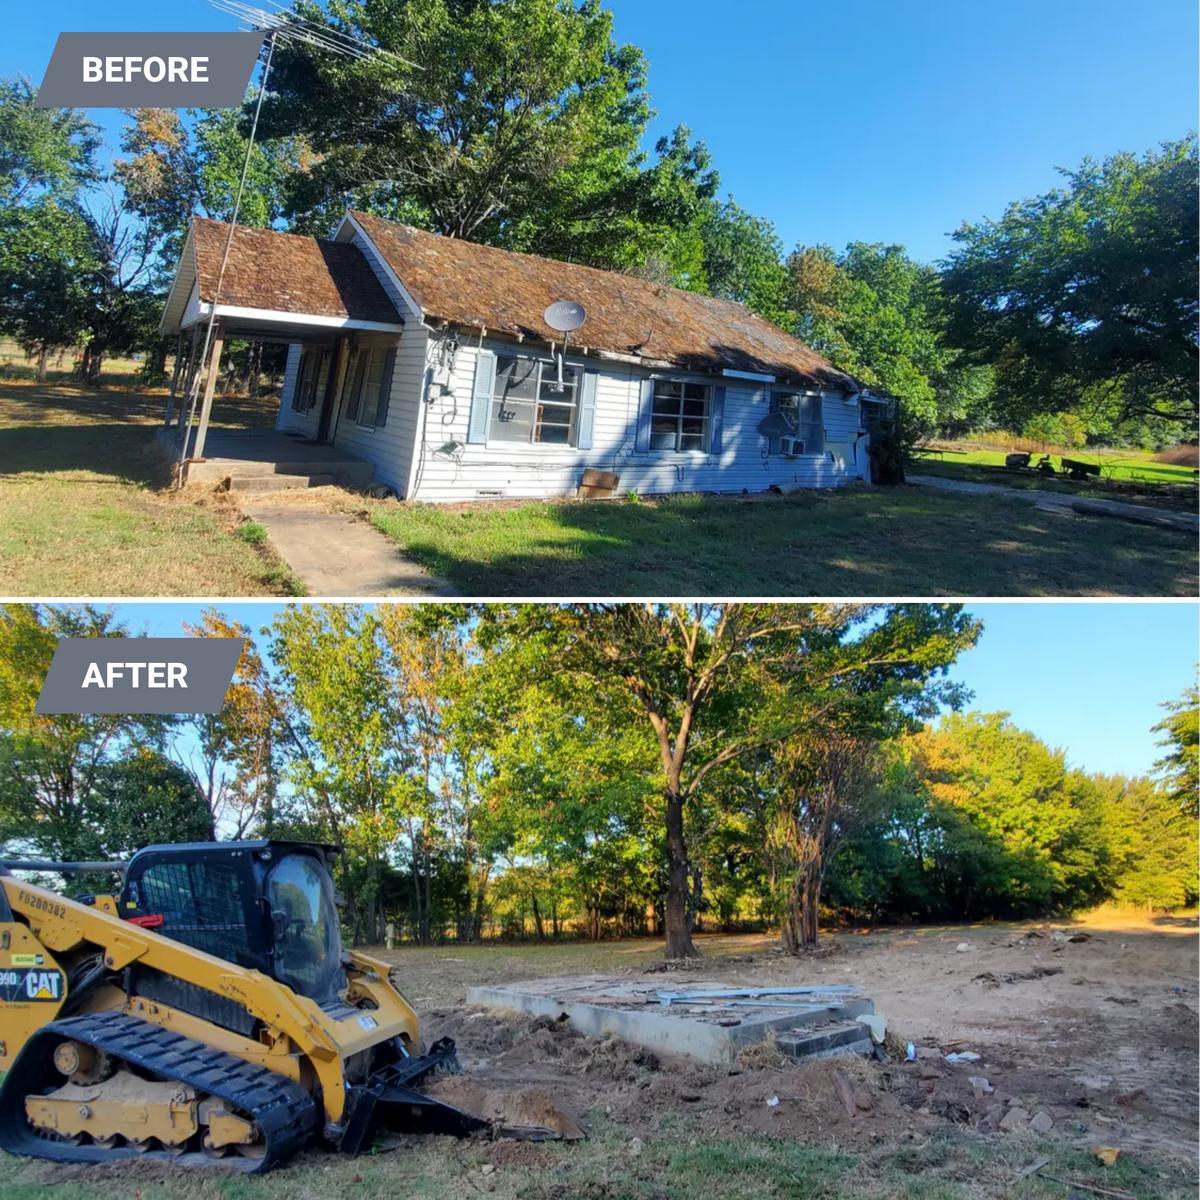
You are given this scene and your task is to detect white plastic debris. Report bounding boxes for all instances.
[956,942,971,952]
[767,1096,781,1107]
[906,1042,917,1061]
[946,1051,982,1064]
[862,1013,888,1045]
[968,1076,993,1092]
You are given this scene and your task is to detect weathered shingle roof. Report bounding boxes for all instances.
[348,212,857,390]
[193,218,401,326]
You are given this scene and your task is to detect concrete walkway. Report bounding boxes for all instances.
[244,505,458,597]
[908,474,1199,534]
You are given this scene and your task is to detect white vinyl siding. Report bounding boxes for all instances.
[326,231,430,495]
[399,336,870,502]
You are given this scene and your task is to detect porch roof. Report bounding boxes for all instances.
[160,219,404,338]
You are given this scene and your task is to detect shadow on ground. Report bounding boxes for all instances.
[374,488,1198,598]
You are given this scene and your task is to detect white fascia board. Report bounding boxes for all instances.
[341,213,428,324]
[187,301,404,333]
[158,225,196,335]
[721,368,776,382]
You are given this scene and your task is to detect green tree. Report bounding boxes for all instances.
[90,749,215,856]
[269,604,417,944]
[786,241,978,436]
[0,78,103,380]
[0,604,176,866]
[1153,676,1199,818]
[259,0,655,248]
[698,197,790,323]
[941,135,1199,427]
[485,603,979,958]
[908,713,1116,917]
[0,75,100,204]
[1103,774,1199,910]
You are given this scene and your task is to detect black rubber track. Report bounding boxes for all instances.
[0,1010,320,1173]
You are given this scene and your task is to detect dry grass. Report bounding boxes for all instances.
[1157,444,1199,467]
[0,381,301,597]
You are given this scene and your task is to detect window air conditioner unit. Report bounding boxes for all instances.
[779,436,804,457]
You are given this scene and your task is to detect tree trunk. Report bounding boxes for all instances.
[531,892,546,941]
[36,347,48,384]
[664,789,696,958]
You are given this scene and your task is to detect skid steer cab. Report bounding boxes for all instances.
[0,839,485,1172]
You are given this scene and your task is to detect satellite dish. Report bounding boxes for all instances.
[543,301,587,333]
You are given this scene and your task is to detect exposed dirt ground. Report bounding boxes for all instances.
[398,910,1199,1187]
[1,911,1195,1200]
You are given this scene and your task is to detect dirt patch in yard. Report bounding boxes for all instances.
[406,913,1198,1178]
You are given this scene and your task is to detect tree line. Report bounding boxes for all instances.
[1,0,1195,444]
[2,603,1195,953]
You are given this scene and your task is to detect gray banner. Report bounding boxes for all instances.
[35,638,245,715]
[37,33,265,108]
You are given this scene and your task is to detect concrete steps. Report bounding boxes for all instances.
[777,1021,874,1061]
[227,473,335,494]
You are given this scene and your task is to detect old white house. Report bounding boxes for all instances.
[159,211,888,500]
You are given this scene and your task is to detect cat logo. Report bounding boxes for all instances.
[0,968,64,1004]
[24,971,62,1001]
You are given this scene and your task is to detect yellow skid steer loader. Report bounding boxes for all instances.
[0,840,570,1172]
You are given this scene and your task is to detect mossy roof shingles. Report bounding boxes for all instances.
[193,217,401,326]
[349,211,857,390]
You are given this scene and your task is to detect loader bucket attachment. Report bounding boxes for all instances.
[339,1037,490,1155]
[339,1036,586,1155]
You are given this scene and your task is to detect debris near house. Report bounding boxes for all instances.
[577,468,620,499]
[973,965,1064,987]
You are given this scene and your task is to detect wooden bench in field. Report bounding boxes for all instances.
[1061,458,1102,480]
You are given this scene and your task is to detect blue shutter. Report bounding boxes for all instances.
[767,390,781,455]
[635,377,654,452]
[710,385,726,454]
[576,369,599,450]
[374,347,397,428]
[467,349,495,445]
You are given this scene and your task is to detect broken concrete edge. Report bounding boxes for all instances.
[464,984,876,1067]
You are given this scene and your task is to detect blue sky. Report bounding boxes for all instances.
[110,601,1198,779]
[5,0,1197,262]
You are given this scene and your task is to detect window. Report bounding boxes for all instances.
[776,392,824,453]
[267,853,343,1001]
[292,347,331,413]
[489,354,579,445]
[356,349,389,428]
[343,346,393,429]
[137,860,250,962]
[650,379,711,452]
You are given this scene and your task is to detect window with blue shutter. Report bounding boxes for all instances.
[576,370,599,450]
[635,377,654,451]
[373,347,397,428]
[710,385,726,454]
[467,350,496,444]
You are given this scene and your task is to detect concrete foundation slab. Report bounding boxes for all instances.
[465,975,875,1067]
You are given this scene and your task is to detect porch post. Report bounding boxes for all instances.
[317,337,348,444]
[177,325,202,431]
[163,331,185,425]
[192,318,226,461]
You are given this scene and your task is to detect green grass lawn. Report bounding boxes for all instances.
[914,444,1198,511]
[0,1126,1187,1200]
[0,382,301,597]
[367,487,1198,597]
